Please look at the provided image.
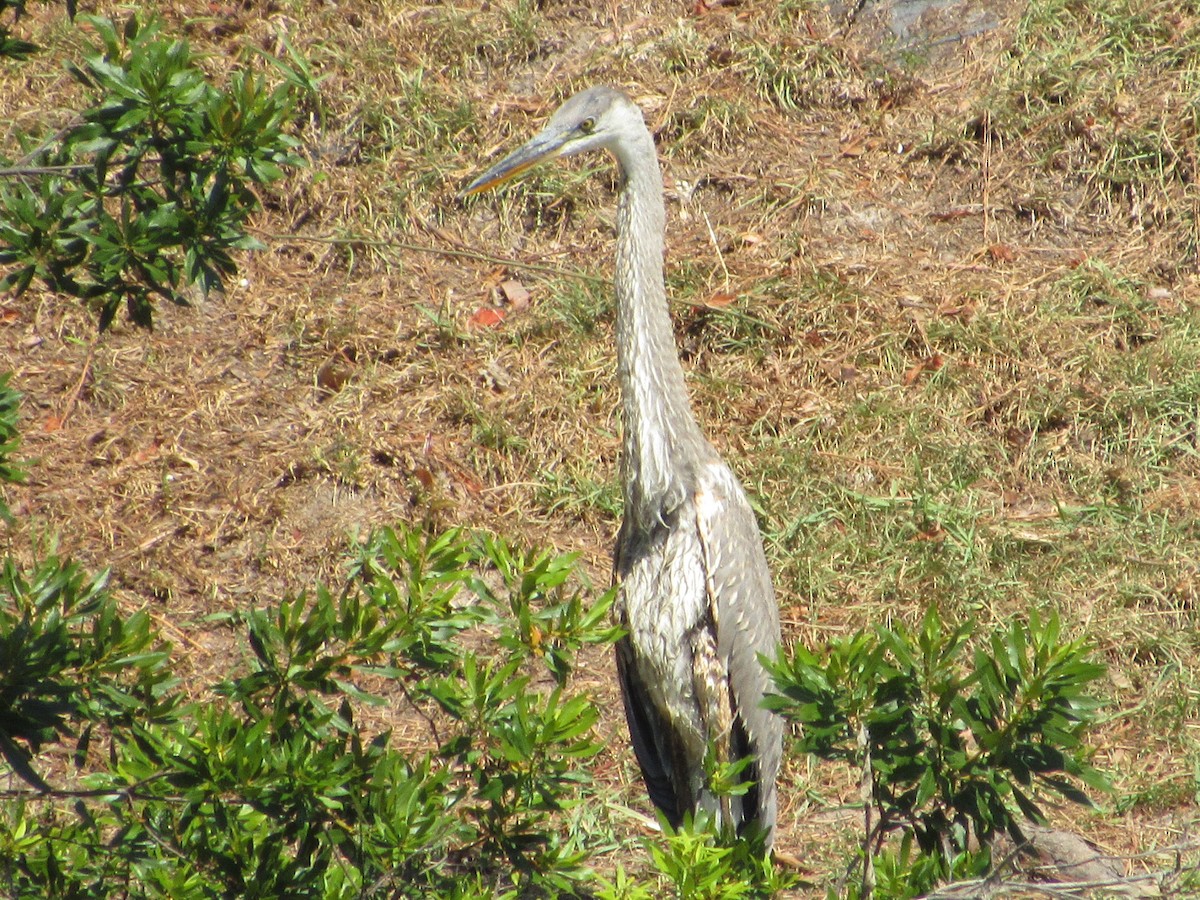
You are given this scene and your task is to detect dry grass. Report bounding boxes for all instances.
[3,0,1200,892]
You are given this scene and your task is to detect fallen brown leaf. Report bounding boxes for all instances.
[130,436,163,465]
[903,354,944,386]
[499,279,531,311]
[929,208,978,221]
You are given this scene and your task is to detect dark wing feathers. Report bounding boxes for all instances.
[615,633,689,826]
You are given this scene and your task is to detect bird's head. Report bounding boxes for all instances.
[461,86,644,197]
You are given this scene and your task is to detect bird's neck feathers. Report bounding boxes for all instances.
[612,127,707,526]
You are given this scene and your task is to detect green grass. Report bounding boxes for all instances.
[736,36,862,113]
[534,463,623,522]
[659,94,757,159]
[984,0,1200,217]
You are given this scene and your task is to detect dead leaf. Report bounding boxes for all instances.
[903,354,944,386]
[499,279,531,311]
[44,416,63,432]
[130,436,163,464]
[413,467,435,491]
[988,243,1016,262]
[821,361,857,384]
[317,347,356,398]
[468,307,506,328]
[705,292,737,309]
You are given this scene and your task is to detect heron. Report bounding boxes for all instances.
[463,86,783,847]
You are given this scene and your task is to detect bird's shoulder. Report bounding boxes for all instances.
[690,458,757,522]
[690,459,779,634]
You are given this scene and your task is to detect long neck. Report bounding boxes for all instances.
[612,130,705,526]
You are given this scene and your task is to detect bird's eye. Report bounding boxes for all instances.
[579,117,596,134]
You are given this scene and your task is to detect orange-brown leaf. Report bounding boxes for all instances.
[903,354,944,386]
[468,307,506,328]
[131,436,163,465]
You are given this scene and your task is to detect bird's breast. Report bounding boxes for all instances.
[617,514,710,737]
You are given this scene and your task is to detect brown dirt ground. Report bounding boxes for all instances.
[3,0,1199,893]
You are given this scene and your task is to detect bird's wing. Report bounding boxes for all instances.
[612,513,694,826]
[615,631,689,826]
[693,461,783,827]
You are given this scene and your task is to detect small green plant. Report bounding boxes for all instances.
[0,372,25,522]
[767,605,1108,896]
[0,553,177,790]
[1052,257,1155,344]
[469,534,621,685]
[598,814,794,900]
[0,14,300,328]
[736,37,860,114]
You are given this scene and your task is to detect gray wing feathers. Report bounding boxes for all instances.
[694,463,783,840]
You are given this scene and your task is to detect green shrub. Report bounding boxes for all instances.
[767,605,1108,897]
[0,553,176,790]
[0,14,300,328]
[0,526,619,898]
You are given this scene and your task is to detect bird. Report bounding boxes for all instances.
[463,86,783,848]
